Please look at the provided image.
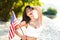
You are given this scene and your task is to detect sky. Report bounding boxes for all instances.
[40,0,60,30]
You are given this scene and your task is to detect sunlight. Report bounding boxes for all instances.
[40,0,60,30]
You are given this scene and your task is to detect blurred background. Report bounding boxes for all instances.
[0,0,60,40]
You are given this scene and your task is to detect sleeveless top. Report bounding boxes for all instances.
[25,23,42,39]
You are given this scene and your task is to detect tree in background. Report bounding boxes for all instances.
[42,7,57,19]
[0,0,15,22]
[0,0,42,22]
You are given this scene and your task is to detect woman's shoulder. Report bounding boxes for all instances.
[15,21,26,30]
[20,21,26,26]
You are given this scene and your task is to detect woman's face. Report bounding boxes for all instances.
[26,8,33,18]
[26,8,38,19]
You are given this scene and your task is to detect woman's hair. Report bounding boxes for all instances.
[21,5,34,24]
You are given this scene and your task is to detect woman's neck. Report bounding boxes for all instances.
[30,17,36,22]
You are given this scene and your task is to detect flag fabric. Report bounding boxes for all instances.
[9,11,19,40]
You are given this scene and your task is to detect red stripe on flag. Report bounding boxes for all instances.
[10,26,14,37]
[9,31,13,39]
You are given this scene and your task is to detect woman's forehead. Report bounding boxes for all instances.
[26,8,32,11]
[26,8,30,10]
[26,7,34,10]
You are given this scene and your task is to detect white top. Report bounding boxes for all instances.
[25,24,43,39]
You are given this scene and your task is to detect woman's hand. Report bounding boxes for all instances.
[21,35,27,40]
[26,36,37,40]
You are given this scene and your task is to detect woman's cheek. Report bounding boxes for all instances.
[32,10,38,19]
[27,13,31,17]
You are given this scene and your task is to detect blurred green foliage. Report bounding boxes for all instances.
[0,0,42,22]
[0,0,57,21]
[42,7,57,19]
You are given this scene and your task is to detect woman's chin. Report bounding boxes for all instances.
[33,15,38,19]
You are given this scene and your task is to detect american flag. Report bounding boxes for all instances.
[9,11,19,40]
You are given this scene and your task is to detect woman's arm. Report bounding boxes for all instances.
[14,21,26,40]
[33,6,42,23]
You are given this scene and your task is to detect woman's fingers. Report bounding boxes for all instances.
[21,35,27,40]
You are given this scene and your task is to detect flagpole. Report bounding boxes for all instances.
[20,28,23,40]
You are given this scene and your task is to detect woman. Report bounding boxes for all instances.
[15,5,42,40]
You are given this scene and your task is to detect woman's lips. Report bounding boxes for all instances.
[30,13,32,15]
